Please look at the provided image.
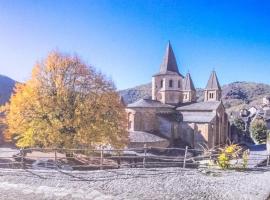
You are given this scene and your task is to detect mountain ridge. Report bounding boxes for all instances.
[120,81,270,113]
[1,74,270,114]
[0,75,16,105]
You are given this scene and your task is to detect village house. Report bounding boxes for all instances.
[126,42,229,149]
[230,95,270,143]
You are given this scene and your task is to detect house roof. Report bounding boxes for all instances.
[127,98,175,109]
[183,73,195,91]
[177,101,221,111]
[129,131,169,143]
[153,41,184,77]
[205,71,221,90]
[181,111,216,123]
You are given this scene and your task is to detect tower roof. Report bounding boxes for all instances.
[205,71,221,90]
[157,41,183,77]
[183,73,195,91]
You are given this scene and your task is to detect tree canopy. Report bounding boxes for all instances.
[5,51,128,148]
[250,119,267,144]
[232,117,246,135]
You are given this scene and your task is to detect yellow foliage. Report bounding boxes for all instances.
[217,144,242,169]
[6,51,128,148]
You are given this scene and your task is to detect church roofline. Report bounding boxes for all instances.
[205,70,221,90]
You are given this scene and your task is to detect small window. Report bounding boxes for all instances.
[178,80,181,88]
[169,80,173,88]
[209,93,214,99]
[160,80,163,88]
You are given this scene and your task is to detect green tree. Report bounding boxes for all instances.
[6,51,128,148]
[233,118,246,135]
[250,119,267,144]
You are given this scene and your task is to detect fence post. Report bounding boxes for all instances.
[20,148,25,169]
[54,149,57,169]
[117,151,121,169]
[100,146,104,170]
[143,144,147,168]
[183,146,188,168]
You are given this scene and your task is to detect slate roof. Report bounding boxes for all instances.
[205,71,221,90]
[127,98,175,108]
[181,111,216,123]
[153,41,184,77]
[157,112,180,122]
[129,131,169,143]
[183,73,195,91]
[177,101,221,111]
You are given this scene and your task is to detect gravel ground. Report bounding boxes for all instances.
[0,167,269,200]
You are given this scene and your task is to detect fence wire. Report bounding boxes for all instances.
[0,146,269,170]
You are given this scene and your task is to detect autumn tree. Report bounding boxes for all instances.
[6,51,128,148]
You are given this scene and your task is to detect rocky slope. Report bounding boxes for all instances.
[120,82,270,113]
[0,75,16,105]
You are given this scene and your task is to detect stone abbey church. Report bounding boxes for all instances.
[126,42,229,149]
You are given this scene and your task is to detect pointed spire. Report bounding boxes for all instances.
[205,71,221,90]
[183,73,195,91]
[159,41,181,75]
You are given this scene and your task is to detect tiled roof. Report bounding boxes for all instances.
[181,111,216,123]
[205,71,221,90]
[127,98,175,108]
[183,73,195,91]
[129,131,169,143]
[177,101,221,111]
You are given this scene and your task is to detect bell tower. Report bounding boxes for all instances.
[152,41,184,105]
[204,71,222,102]
[182,73,196,103]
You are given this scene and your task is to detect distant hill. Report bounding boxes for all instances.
[119,81,270,113]
[1,74,270,114]
[0,75,16,105]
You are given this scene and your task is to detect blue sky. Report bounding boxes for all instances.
[0,0,270,89]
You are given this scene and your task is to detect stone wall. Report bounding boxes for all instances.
[152,74,183,104]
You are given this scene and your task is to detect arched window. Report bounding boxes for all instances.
[178,80,181,88]
[160,80,163,88]
[169,80,173,88]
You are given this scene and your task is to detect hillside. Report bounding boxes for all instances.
[120,81,270,113]
[0,74,270,114]
[0,75,16,105]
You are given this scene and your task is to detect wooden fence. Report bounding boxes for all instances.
[0,146,269,170]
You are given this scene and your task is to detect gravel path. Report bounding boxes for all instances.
[247,144,268,167]
[0,167,269,200]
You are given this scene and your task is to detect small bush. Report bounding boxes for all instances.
[217,144,242,170]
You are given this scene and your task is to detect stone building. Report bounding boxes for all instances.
[126,42,229,149]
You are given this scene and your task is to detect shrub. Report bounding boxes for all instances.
[217,144,242,169]
[250,119,267,144]
[233,118,246,135]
